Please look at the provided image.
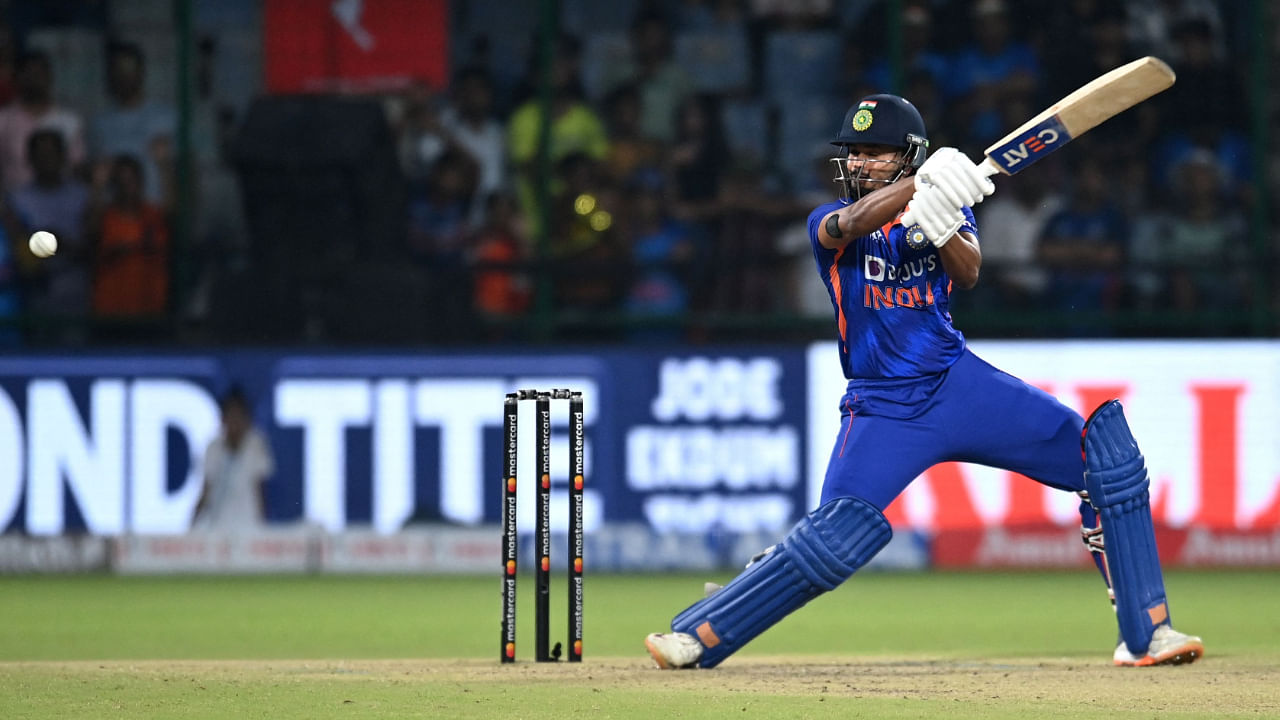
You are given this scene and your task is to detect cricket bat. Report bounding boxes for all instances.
[979,56,1176,176]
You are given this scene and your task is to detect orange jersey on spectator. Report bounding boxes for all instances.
[93,206,169,316]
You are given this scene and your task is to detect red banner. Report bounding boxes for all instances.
[265,0,449,93]
[810,342,1280,535]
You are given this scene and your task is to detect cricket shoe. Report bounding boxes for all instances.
[645,632,703,669]
[1113,625,1204,666]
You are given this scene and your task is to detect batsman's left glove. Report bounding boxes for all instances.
[905,184,966,247]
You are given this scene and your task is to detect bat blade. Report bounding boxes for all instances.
[982,56,1176,176]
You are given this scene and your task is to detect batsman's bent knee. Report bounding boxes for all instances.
[670,495,891,668]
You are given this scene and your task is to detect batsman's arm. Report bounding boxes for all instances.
[938,230,981,289]
[817,177,916,250]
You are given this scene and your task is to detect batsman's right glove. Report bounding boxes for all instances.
[915,147,995,209]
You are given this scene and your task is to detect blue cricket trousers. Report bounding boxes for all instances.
[820,348,1087,511]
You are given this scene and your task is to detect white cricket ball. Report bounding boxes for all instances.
[29,230,58,258]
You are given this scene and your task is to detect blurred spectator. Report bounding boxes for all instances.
[439,65,506,223]
[667,93,727,226]
[1151,16,1250,203]
[195,385,275,532]
[407,147,478,266]
[85,154,170,333]
[774,155,839,318]
[622,169,696,338]
[470,191,531,330]
[708,163,793,314]
[186,106,250,327]
[1131,148,1249,314]
[602,83,664,185]
[2,128,90,341]
[395,83,448,183]
[407,147,480,337]
[972,161,1065,309]
[549,152,625,318]
[0,50,86,195]
[1040,1,1132,105]
[1036,157,1128,329]
[1126,0,1226,62]
[944,0,1040,147]
[596,10,694,143]
[863,2,948,96]
[506,34,609,233]
[88,42,176,208]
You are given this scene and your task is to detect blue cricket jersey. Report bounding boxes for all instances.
[807,200,977,380]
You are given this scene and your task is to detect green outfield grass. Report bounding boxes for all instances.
[1,570,1276,718]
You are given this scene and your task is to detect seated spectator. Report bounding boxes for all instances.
[863,3,948,97]
[1036,157,1128,332]
[1,128,90,342]
[1151,17,1250,204]
[667,93,727,226]
[395,83,448,184]
[439,66,506,225]
[548,152,625,319]
[1131,148,1248,314]
[943,0,1040,147]
[88,42,176,208]
[85,154,171,332]
[602,83,664,186]
[622,169,696,339]
[595,10,693,144]
[506,34,609,232]
[407,147,478,266]
[708,163,793,316]
[470,191,530,331]
[407,147,479,336]
[0,49,86,195]
[972,158,1064,309]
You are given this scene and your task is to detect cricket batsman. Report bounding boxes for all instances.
[644,93,1204,670]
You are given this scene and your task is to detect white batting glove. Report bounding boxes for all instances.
[905,185,965,247]
[915,147,995,208]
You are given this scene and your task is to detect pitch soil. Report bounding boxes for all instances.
[29,655,1266,715]
[35,655,1264,712]
[449,655,1274,714]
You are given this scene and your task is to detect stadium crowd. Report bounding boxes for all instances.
[0,0,1270,346]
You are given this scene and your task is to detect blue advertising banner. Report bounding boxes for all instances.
[0,348,810,537]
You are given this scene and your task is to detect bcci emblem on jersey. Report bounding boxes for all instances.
[904,224,929,250]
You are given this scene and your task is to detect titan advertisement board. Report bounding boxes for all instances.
[0,349,808,537]
[1,342,1277,540]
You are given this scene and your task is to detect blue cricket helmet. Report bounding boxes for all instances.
[831,93,929,169]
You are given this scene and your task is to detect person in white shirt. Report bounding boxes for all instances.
[195,386,274,532]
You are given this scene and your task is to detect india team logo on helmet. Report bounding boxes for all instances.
[851,100,877,132]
